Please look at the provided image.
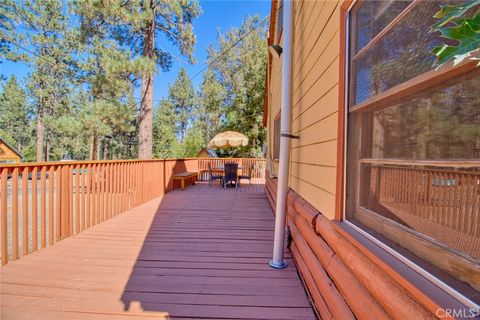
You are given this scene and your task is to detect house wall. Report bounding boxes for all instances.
[290,0,340,220]
[265,1,467,318]
[268,0,340,219]
[0,141,21,163]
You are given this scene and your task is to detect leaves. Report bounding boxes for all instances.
[430,0,480,31]
[430,1,480,67]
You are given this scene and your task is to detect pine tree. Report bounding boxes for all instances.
[153,99,178,158]
[74,0,202,159]
[205,16,267,157]
[0,75,32,153]
[169,68,196,142]
[0,0,15,78]
[5,0,77,161]
[78,35,138,159]
[198,68,226,144]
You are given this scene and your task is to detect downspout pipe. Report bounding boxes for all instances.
[269,0,294,270]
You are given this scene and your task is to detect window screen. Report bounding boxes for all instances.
[345,0,480,297]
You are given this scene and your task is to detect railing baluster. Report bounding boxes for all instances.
[86,164,91,228]
[75,164,80,233]
[94,164,100,225]
[12,167,19,260]
[127,163,131,209]
[41,166,47,248]
[121,162,125,211]
[22,167,29,256]
[56,166,61,241]
[113,163,118,216]
[32,167,38,252]
[472,174,479,237]
[1,168,8,265]
[106,163,111,220]
[99,164,104,223]
[80,164,85,231]
[68,165,73,236]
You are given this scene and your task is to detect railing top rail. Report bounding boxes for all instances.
[360,158,480,169]
[0,157,265,168]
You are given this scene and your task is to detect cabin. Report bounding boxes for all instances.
[0,138,21,164]
[196,147,218,158]
[263,0,479,319]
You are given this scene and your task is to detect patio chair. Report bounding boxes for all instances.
[208,162,224,187]
[224,163,239,189]
[238,164,253,185]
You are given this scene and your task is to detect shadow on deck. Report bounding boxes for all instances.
[0,181,316,320]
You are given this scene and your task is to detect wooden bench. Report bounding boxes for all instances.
[173,172,199,191]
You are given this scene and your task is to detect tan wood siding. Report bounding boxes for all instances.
[267,0,341,218]
[287,1,341,219]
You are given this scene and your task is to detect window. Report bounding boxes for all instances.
[345,1,480,299]
[273,115,281,160]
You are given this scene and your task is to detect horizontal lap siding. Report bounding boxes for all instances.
[289,0,341,220]
[269,27,282,176]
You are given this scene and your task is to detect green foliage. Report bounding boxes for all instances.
[1,0,266,162]
[0,76,33,153]
[0,130,16,148]
[205,16,267,157]
[74,0,202,158]
[198,68,226,143]
[151,16,267,159]
[183,123,205,157]
[74,0,202,70]
[153,99,179,158]
[4,0,78,161]
[430,0,480,66]
[169,67,196,141]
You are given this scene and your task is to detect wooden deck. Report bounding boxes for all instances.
[0,181,316,320]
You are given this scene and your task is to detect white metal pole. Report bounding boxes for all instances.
[269,0,294,269]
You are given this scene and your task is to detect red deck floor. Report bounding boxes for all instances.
[0,181,316,320]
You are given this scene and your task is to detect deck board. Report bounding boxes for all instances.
[0,182,315,320]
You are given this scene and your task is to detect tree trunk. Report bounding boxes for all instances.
[45,132,49,162]
[91,135,98,160]
[138,12,155,159]
[103,138,110,160]
[36,99,44,162]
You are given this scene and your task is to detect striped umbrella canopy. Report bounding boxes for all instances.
[207,131,249,149]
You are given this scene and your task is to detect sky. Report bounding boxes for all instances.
[0,0,270,106]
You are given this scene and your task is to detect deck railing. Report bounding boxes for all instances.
[197,157,266,181]
[0,157,265,265]
[364,164,479,259]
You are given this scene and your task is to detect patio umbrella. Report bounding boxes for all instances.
[208,131,248,149]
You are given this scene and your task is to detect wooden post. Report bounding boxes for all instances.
[41,166,47,248]
[75,164,80,233]
[1,168,8,265]
[99,164,104,222]
[80,164,85,231]
[56,166,62,241]
[12,168,19,260]
[59,165,71,239]
[86,164,91,228]
[32,167,38,252]
[22,167,29,256]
